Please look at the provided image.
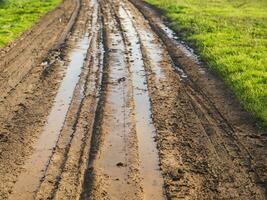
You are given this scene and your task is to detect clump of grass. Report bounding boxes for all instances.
[0,0,61,47]
[146,0,267,127]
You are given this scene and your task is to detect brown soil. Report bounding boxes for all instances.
[0,0,266,199]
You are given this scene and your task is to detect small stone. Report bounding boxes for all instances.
[117,77,126,83]
[116,162,125,167]
[0,132,8,142]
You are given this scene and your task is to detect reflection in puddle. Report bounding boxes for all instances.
[159,23,207,75]
[97,18,131,198]
[139,30,165,80]
[159,24,200,63]
[119,6,165,200]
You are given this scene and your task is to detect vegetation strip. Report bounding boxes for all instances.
[144,0,267,127]
[0,0,62,48]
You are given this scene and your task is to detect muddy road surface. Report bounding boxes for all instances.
[0,0,266,199]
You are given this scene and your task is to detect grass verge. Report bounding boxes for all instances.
[145,0,267,127]
[0,0,61,48]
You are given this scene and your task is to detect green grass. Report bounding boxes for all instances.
[0,0,61,47]
[145,0,267,127]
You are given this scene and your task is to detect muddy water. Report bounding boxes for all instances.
[96,17,133,198]
[119,6,165,200]
[9,35,91,200]
[139,30,165,80]
[158,23,208,74]
[159,24,200,64]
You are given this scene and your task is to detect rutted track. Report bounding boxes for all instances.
[0,0,266,199]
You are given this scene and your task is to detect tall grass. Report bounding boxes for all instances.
[146,0,267,127]
[0,0,61,47]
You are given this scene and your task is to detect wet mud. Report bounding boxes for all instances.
[0,0,266,199]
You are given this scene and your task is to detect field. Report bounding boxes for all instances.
[145,0,267,127]
[0,0,61,47]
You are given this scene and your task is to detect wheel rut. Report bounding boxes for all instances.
[9,11,93,200]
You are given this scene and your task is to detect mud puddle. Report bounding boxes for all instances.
[9,33,92,200]
[158,23,208,74]
[138,30,165,80]
[159,24,200,64]
[119,6,165,199]
[95,17,133,198]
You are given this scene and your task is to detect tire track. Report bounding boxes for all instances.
[116,5,165,199]
[126,0,267,199]
[80,1,165,199]
[8,1,95,199]
[35,2,105,199]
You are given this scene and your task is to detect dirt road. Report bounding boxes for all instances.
[0,0,266,199]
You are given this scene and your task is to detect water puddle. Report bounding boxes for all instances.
[119,6,165,200]
[159,24,200,63]
[158,23,208,75]
[9,34,91,200]
[97,26,131,198]
[160,23,208,73]
[138,29,165,80]
[124,6,187,82]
